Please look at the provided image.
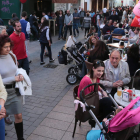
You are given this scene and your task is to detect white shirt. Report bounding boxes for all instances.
[46,26,50,40]
[96,15,100,26]
[103,8,107,13]
[113,67,119,82]
[44,15,49,20]
[78,9,81,13]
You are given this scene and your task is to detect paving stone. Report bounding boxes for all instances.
[53,105,75,115]
[32,119,43,127]
[28,117,37,122]
[44,106,54,112]
[27,134,54,140]
[57,99,74,108]
[38,112,49,119]
[61,132,85,140]
[24,126,37,135]
[40,118,70,131]
[67,123,91,135]
[33,125,65,140]
[47,111,74,123]
[26,113,39,118]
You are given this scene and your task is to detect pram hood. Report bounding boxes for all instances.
[108,96,140,132]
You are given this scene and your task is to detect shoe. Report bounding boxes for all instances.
[5,130,7,136]
[40,62,45,65]
[49,59,55,62]
[74,35,76,37]
[5,116,13,125]
[63,38,66,41]
[84,36,87,39]
[29,60,32,64]
[58,38,60,40]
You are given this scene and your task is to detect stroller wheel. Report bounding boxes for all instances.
[68,67,78,74]
[66,74,78,85]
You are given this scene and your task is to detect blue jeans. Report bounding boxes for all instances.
[18,57,29,75]
[97,25,101,38]
[64,25,72,39]
[73,23,79,36]
[40,43,52,62]
[0,118,5,140]
[58,24,63,38]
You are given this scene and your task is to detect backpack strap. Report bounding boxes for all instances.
[9,53,16,65]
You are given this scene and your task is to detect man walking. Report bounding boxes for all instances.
[10,21,29,75]
[20,11,31,63]
[73,8,80,37]
[64,10,73,40]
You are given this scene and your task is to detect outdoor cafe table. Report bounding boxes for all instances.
[114,90,140,107]
[107,43,131,48]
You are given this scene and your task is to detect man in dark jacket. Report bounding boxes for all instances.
[110,21,117,32]
[108,11,119,23]
[29,12,38,40]
[102,21,111,35]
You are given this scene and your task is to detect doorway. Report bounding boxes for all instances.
[92,0,97,12]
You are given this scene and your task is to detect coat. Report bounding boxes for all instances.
[100,59,131,93]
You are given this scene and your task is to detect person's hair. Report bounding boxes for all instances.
[119,23,122,28]
[90,59,105,79]
[32,11,36,15]
[12,13,17,18]
[90,40,109,58]
[86,13,90,17]
[110,49,121,58]
[59,10,63,15]
[0,35,13,54]
[0,26,6,34]
[127,43,139,60]
[21,11,27,17]
[40,19,49,31]
[89,35,98,46]
[9,19,14,26]
[104,19,107,24]
[13,20,20,27]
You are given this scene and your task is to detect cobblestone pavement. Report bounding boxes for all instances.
[5,30,90,140]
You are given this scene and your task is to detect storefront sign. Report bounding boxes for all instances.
[52,0,78,3]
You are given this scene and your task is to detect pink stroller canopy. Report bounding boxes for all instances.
[108,97,140,132]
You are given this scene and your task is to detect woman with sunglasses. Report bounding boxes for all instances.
[78,60,115,120]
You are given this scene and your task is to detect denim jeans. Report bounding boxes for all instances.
[97,25,101,38]
[0,118,5,140]
[18,57,29,75]
[40,43,52,62]
[73,23,79,36]
[58,24,63,38]
[64,25,72,39]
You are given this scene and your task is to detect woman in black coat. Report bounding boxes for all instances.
[127,44,140,77]
[56,10,65,40]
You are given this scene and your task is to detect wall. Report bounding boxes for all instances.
[54,3,67,12]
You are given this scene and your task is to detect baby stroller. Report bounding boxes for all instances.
[76,83,140,140]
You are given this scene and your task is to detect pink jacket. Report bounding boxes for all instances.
[108,97,140,132]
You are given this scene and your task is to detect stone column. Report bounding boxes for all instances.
[96,0,98,11]
[102,0,104,9]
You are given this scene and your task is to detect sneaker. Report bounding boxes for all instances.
[40,62,45,65]
[5,115,13,125]
[49,59,55,62]
[63,38,66,41]
[84,36,87,39]
[58,38,60,40]
[74,35,76,37]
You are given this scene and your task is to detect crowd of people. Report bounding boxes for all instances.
[0,4,140,140]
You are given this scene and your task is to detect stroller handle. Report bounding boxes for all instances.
[80,83,106,103]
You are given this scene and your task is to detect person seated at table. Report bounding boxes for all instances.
[108,23,125,42]
[87,26,97,38]
[124,20,131,31]
[110,21,117,32]
[136,31,140,55]
[102,21,111,35]
[127,44,140,77]
[88,41,109,63]
[108,11,119,23]
[122,27,139,44]
[100,49,131,97]
[78,59,115,119]
[88,36,98,49]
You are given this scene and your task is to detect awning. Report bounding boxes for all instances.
[52,0,78,3]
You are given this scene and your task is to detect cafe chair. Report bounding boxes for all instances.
[112,33,122,43]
